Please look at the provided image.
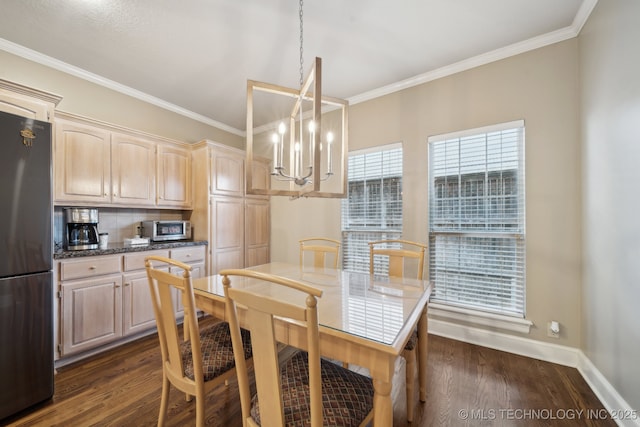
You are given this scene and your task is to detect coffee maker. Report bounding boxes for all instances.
[64,208,99,250]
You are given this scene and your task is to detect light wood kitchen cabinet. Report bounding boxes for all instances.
[60,274,123,356]
[111,133,157,206]
[122,271,160,335]
[210,146,245,196]
[190,140,270,275]
[0,78,61,122]
[122,250,169,336]
[59,255,123,356]
[210,195,246,272]
[157,144,192,208]
[57,245,206,359]
[205,141,270,197]
[245,197,270,267]
[53,113,192,208]
[122,247,204,334]
[169,246,205,316]
[54,118,112,204]
[250,158,272,194]
[170,246,206,266]
[59,255,121,281]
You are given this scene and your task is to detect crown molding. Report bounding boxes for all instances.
[0,37,245,137]
[0,77,62,105]
[349,0,598,106]
[573,0,599,33]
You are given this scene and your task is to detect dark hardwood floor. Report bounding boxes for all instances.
[2,320,615,427]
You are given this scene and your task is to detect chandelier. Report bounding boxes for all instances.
[245,0,348,198]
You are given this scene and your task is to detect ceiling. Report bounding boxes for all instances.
[0,0,595,135]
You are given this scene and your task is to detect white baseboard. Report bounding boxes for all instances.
[429,318,639,427]
[577,353,640,427]
[428,317,580,366]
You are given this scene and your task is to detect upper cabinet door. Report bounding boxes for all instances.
[111,133,156,206]
[250,158,271,196]
[54,119,111,203]
[210,147,244,196]
[157,144,192,208]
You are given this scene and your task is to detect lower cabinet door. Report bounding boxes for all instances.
[170,262,204,317]
[60,275,123,356]
[123,270,165,336]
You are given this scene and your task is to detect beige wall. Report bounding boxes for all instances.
[0,49,243,147]
[580,0,640,411]
[272,39,583,347]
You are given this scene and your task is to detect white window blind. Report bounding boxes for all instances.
[342,144,403,273]
[428,121,526,317]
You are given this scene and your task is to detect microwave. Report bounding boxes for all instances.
[141,220,192,242]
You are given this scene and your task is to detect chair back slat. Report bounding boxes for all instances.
[369,239,427,280]
[300,237,341,269]
[247,308,285,424]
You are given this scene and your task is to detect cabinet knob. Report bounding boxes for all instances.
[113,192,117,197]
[89,266,96,270]
[104,192,108,196]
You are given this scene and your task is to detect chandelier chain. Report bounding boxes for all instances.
[299,0,304,87]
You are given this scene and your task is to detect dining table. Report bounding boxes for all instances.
[192,261,432,426]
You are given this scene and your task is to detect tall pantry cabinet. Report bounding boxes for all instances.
[190,141,271,275]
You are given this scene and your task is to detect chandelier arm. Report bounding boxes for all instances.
[301,166,313,180]
[274,169,295,180]
[273,174,297,182]
[320,172,334,182]
[274,168,309,184]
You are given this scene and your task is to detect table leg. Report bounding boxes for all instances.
[372,377,393,425]
[418,306,428,402]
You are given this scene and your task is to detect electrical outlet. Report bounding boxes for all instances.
[547,321,560,338]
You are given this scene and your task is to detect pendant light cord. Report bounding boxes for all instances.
[299,0,304,87]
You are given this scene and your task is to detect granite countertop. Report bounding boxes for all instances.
[53,240,208,259]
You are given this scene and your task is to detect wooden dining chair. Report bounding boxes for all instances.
[299,237,341,269]
[220,268,374,427]
[145,256,252,427]
[368,239,427,423]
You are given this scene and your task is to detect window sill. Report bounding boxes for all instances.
[428,302,533,334]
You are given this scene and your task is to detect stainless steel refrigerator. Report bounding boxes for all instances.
[0,110,53,420]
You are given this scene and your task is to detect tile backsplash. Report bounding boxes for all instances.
[54,207,187,250]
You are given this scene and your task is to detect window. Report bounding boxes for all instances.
[428,121,525,317]
[341,144,403,273]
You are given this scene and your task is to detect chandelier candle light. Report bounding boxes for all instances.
[271,114,334,185]
[245,0,348,198]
